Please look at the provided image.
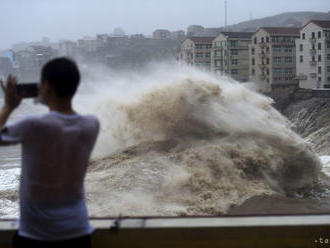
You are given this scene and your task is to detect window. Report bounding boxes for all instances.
[285,57,293,63]
[328,42,330,48]
[327,54,330,60]
[328,77,330,82]
[302,33,305,40]
[300,44,303,52]
[266,37,269,43]
[285,68,293,74]
[273,57,281,64]
[318,31,322,39]
[196,53,203,58]
[312,56,315,62]
[328,66,330,72]
[251,69,255,75]
[254,37,257,44]
[266,58,270,64]
[252,58,255,65]
[284,46,293,53]
[266,69,269,75]
[318,55,322,62]
[273,45,281,52]
[261,37,264,43]
[251,47,255,55]
[273,68,282,74]
[312,32,315,38]
[318,66,322,74]
[231,69,238,74]
[318,43,322,50]
[230,41,237,47]
[231,49,238,55]
[266,47,270,53]
[232,59,238,65]
[300,56,303,63]
[205,53,210,58]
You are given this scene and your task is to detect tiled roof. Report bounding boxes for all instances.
[189,37,215,43]
[259,27,300,36]
[305,20,330,29]
[221,32,254,39]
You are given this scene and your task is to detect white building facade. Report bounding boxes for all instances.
[296,20,330,89]
[249,27,299,92]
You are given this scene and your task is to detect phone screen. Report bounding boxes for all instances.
[16,83,39,98]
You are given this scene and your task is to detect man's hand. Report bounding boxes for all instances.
[0,75,22,111]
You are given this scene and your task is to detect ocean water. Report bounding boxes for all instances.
[0,63,328,218]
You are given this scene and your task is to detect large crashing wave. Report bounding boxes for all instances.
[83,64,322,217]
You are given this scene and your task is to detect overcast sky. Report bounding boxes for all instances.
[0,0,329,49]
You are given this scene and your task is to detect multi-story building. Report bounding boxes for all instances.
[77,38,98,53]
[211,32,253,82]
[152,29,171,40]
[249,27,300,92]
[170,30,186,41]
[58,41,77,57]
[296,20,330,89]
[179,37,214,71]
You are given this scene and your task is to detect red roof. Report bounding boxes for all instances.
[188,37,215,43]
[258,27,300,36]
[304,20,330,29]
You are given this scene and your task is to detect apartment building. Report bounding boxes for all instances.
[179,37,214,71]
[211,32,253,82]
[153,29,171,40]
[296,20,330,89]
[249,27,300,92]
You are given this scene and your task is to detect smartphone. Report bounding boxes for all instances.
[16,83,39,98]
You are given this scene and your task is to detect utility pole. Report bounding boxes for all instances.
[225,0,228,29]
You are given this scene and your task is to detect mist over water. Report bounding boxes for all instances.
[0,62,325,218]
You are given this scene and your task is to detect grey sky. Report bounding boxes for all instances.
[0,0,329,50]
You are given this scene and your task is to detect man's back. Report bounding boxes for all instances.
[2,110,99,240]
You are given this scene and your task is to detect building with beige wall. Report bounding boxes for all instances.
[249,27,300,92]
[296,20,330,89]
[179,37,214,71]
[211,32,253,82]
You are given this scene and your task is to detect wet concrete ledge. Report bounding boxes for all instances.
[0,215,330,247]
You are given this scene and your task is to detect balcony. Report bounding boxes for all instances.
[258,63,266,69]
[310,73,317,79]
[295,74,307,80]
[258,53,265,58]
[310,61,317,67]
[310,38,316,44]
[310,49,316,55]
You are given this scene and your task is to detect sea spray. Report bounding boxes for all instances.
[79,63,322,217]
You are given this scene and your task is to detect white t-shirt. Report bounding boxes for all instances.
[1,111,100,241]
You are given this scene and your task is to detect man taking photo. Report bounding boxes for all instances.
[0,57,100,248]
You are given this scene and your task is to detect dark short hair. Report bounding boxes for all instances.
[41,57,80,98]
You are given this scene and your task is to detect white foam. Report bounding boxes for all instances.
[0,168,20,191]
[320,156,330,177]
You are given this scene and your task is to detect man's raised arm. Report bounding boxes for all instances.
[0,75,22,146]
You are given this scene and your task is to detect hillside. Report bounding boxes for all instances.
[195,11,330,36]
